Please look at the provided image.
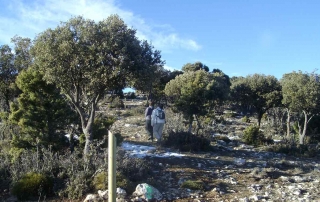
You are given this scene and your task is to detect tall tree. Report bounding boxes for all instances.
[182,62,209,72]
[165,70,229,133]
[128,41,164,100]
[32,15,163,156]
[9,68,76,150]
[0,37,32,113]
[0,45,16,112]
[231,74,282,127]
[281,71,320,144]
[11,36,33,72]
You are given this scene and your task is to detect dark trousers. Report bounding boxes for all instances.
[145,119,153,140]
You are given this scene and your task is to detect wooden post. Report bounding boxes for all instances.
[108,131,116,202]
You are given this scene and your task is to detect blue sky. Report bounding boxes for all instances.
[1,0,319,79]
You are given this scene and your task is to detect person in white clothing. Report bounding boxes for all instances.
[151,104,166,142]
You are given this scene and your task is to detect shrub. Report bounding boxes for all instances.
[92,171,135,194]
[224,112,236,118]
[109,96,124,109]
[267,144,319,157]
[92,116,116,142]
[125,105,145,117]
[12,172,53,200]
[242,125,266,146]
[163,131,212,152]
[242,116,250,123]
[61,171,91,199]
[180,180,204,190]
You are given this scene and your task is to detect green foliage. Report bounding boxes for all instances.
[9,68,77,150]
[163,130,212,152]
[242,125,270,146]
[92,116,116,140]
[117,154,159,182]
[242,116,250,123]
[267,144,319,157]
[12,172,53,200]
[224,112,237,118]
[231,74,282,127]
[32,15,164,156]
[61,171,91,199]
[165,69,230,132]
[108,96,125,109]
[122,105,145,117]
[281,71,320,144]
[79,132,123,149]
[180,180,204,190]
[92,171,135,194]
[0,45,17,111]
[182,62,209,72]
[92,171,107,190]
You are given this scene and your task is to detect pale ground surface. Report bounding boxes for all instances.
[3,100,320,202]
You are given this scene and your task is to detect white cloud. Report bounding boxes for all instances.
[0,0,201,52]
[163,65,178,72]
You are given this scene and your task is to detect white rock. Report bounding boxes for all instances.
[98,190,108,199]
[116,187,127,196]
[83,194,100,202]
[133,183,162,201]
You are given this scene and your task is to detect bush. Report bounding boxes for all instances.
[109,96,124,109]
[125,105,145,117]
[92,116,116,140]
[117,155,155,182]
[180,180,204,190]
[61,171,91,199]
[267,144,320,157]
[224,112,236,118]
[242,116,250,123]
[242,125,267,146]
[92,171,135,194]
[163,131,212,152]
[12,172,53,200]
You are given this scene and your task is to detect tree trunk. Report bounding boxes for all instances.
[188,115,194,133]
[299,110,312,145]
[69,93,99,158]
[286,108,291,142]
[257,111,263,128]
[83,101,97,157]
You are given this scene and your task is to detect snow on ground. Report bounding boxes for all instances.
[121,142,185,158]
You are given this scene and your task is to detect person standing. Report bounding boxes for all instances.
[151,104,166,142]
[145,100,154,141]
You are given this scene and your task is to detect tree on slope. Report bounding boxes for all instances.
[9,68,77,150]
[165,70,230,133]
[281,71,320,145]
[231,74,282,127]
[32,15,163,156]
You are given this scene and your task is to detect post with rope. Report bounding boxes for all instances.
[108,131,116,202]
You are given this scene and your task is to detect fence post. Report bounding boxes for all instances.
[108,131,116,202]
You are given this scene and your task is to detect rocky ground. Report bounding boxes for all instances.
[3,100,320,202]
[102,102,320,202]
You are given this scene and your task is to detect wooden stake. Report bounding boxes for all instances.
[108,131,116,202]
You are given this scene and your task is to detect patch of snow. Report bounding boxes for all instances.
[121,142,185,158]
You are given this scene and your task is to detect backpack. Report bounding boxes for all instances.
[157,109,165,120]
[146,107,153,116]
